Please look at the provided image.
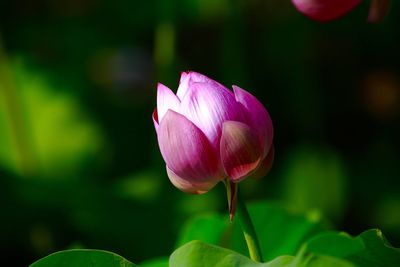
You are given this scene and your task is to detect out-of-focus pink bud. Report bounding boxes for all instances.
[291,0,362,22]
[153,71,274,194]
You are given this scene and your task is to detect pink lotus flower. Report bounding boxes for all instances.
[292,0,390,22]
[291,0,361,22]
[152,71,274,195]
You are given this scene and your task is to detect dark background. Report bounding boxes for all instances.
[0,0,399,266]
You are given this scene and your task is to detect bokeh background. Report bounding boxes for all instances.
[1,0,399,266]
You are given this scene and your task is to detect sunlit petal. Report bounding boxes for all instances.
[157,83,180,123]
[180,82,245,151]
[177,71,215,100]
[158,110,221,183]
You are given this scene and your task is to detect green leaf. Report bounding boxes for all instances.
[29,249,137,267]
[303,255,355,267]
[306,232,364,258]
[175,201,329,261]
[169,240,294,267]
[306,229,400,267]
[169,240,355,267]
[140,257,169,267]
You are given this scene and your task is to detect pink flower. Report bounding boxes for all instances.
[291,0,362,22]
[292,0,391,22]
[152,71,274,194]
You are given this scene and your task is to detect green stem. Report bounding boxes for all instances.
[236,191,263,262]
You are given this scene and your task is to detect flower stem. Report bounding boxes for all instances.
[236,191,263,262]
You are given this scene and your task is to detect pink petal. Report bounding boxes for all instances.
[152,108,159,133]
[180,82,245,151]
[250,146,274,180]
[292,0,361,22]
[157,83,180,123]
[176,71,215,100]
[176,72,190,100]
[157,110,221,186]
[233,85,273,157]
[166,166,219,194]
[220,121,262,182]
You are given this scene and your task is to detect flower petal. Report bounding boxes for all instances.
[166,166,219,194]
[220,121,262,182]
[180,82,245,150]
[176,72,190,100]
[233,85,273,157]
[158,110,221,185]
[157,83,180,123]
[250,146,274,180]
[177,71,215,100]
[292,0,361,22]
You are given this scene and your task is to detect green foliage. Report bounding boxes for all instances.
[231,201,330,260]
[169,240,294,267]
[28,198,400,267]
[305,229,400,267]
[169,240,356,267]
[176,201,330,260]
[170,229,400,267]
[140,257,169,267]
[300,255,355,267]
[172,202,400,266]
[29,249,137,267]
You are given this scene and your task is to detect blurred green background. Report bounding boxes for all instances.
[0,0,399,266]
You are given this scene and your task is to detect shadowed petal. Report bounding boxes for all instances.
[157,83,180,123]
[152,108,159,133]
[220,121,262,182]
[233,86,273,157]
[181,82,245,150]
[292,0,361,22]
[158,110,221,186]
[166,166,219,194]
[250,146,274,180]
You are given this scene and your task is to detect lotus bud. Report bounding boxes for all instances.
[152,72,274,217]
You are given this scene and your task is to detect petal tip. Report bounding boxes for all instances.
[157,82,180,123]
